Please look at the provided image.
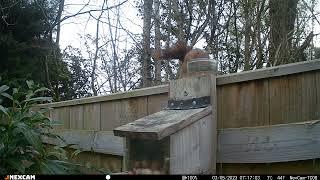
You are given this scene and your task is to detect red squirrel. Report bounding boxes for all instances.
[153,41,209,78]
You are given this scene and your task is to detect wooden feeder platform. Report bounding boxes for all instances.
[114,106,212,140]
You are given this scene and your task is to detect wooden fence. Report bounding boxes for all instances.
[39,59,320,174]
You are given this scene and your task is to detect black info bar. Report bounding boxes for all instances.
[1,175,318,180]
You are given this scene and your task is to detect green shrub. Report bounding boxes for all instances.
[0,81,80,174]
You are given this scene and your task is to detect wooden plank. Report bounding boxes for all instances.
[43,130,95,151]
[217,59,320,85]
[54,107,70,129]
[209,74,217,174]
[301,72,318,122]
[50,108,60,130]
[37,84,169,108]
[147,93,168,115]
[43,119,320,164]
[83,103,101,130]
[124,97,148,125]
[101,97,148,131]
[93,131,125,156]
[269,72,319,125]
[316,71,320,120]
[287,74,302,123]
[217,120,320,163]
[70,105,84,129]
[113,106,212,140]
[169,75,212,100]
[217,86,223,129]
[42,130,124,156]
[101,100,121,131]
[170,118,200,174]
[269,77,284,124]
[219,80,269,128]
[199,115,214,174]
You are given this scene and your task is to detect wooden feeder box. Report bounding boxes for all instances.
[114,58,217,174]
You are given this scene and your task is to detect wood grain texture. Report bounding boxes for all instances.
[217,86,223,129]
[42,130,124,156]
[38,84,169,108]
[69,105,84,129]
[199,115,215,174]
[113,106,212,140]
[217,59,320,85]
[83,103,101,130]
[35,60,320,174]
[218,120,320,163]
[301,72,318,122]
[100,97,148,131]
[100,100,121,131]
[219,79,269,128]
[170,118,201,174]
[316,71,320,120]
[43,119,320,165]
[269,72,320,125]
[209,74,217,174]
[147,93,168,115]
[37,59,320,110]
[51,107,70,130]
[287,74,302,123]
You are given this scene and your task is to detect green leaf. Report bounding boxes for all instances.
[47,151,67,160]
[22,97,52,103]
[7,157,25,173]
[15,123,43,152]
[1,92,13,101]
[71,149,82,158]
[0,105,8,116]
[40,160,69,174]
[26,90,34,100]
[13,88,19,95]
[26,80,34,89]
[0,85,9,94]
[49,119,63,126]
[34,87,50,94]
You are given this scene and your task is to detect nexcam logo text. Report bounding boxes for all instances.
[5,175,36,180]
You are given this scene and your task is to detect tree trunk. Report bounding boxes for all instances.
[142,0,153,87]
[165,0,174,81]
[255,0,266,69]
[154,0,161,85]
[208,0,218,60]
[172,0,185,42]
[243,0,251,71]
[269,0,298,66]
[55,0,65,46]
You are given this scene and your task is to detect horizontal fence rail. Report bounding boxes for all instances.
[38,59,320,108]
[43,119,320,163]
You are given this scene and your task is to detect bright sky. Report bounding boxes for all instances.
[59,0,320,54]
[60,0,142,50]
